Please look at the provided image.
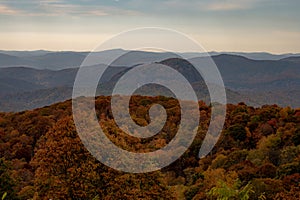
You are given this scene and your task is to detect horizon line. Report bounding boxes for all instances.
[1,48,300,55]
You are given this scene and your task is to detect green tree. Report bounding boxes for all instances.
[207,179,253,200]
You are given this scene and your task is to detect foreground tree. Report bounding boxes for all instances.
[32,117,102,199]
[0,158,16,199]
[31,115,174,199]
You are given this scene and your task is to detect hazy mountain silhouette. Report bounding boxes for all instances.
[1,49,300,70]
[0,50,51,57]
[214,52,300,60]
[190,54,300,91]
[0,52,299,111]
[280,56,300,64]
[0,53,33,67]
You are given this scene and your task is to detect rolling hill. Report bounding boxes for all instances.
[0,51,299,111]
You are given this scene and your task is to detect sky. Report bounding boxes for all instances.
[0,0,299,53]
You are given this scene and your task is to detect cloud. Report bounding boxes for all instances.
[163,0,261,12]
[0,4,20,15]
[34,1,140,16]
[205,0,257,11]
[206,2,251,11]
[0,1,140,17]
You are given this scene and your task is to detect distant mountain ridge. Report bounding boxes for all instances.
[0,50,299,111]
[280,56,300,64]
[0,49,300,70]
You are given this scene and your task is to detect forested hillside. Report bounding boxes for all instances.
[0,96,299,199]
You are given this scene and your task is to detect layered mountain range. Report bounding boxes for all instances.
[0,49,299,112]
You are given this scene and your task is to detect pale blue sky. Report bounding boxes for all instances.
[0,0,299,53]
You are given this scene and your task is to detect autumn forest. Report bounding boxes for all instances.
[0,96,299,199]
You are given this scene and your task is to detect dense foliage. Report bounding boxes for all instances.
[0,96,299,199]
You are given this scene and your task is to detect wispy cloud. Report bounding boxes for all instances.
[163,0,262,12]
[43,4,139,17]
[205,0,259,11]
[0,4,21,15]
[0,0,263,18]
[0,0,140,17]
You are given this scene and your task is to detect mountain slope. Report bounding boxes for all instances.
[0,53,33,67]
[0,54,299,111]
[0,96,299,199]
[280,56,300,64]
[190,54,300,91]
